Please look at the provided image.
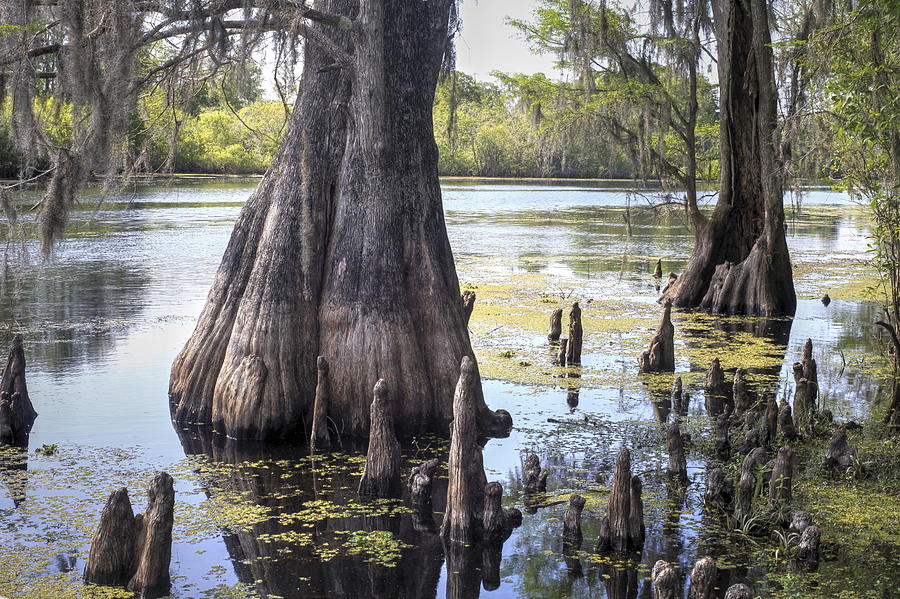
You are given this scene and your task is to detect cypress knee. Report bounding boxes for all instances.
[715,413,731,459]
[778,402,797,442]
[595,515,611,552]
[654,258,663,279]
[688,557,717,599]
[607,448,632,553]
[732,368,753,417]
[548,308,563,342]
[358,379,401,497]
[310,356,331,452]
[768,446,793,512]
[724,584,753,599]
[84,488,137,587]
[798,525,821,569]
[638,300,675,373]
[704,467,733,511]
[562,493,586,550]
[483,481,520,543]
[557,338,568,366]
[523,453,548,494]
[704,358,726,416]
[441,356,488,543]
[128,472,175,598]
[628,475,645,549]
[651,560,679,599]
[566,302,583,365]
[789,511,812,535]
[408,458,440,507]
[734,471,753,522]
[824,427,855,474]
[461,290,476,325]
[667,423,688,485]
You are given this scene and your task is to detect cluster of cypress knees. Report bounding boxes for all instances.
[2,275,856,597]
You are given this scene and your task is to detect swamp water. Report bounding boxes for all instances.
[0,180,896,599]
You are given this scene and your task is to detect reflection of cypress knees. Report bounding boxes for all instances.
[724,584,753,599]
[441,356,488,543]
[628,476,645,548]
[84,488,137,587]
[667,423,688,484]
[566,302,583,365]
[638,300,675,373]
[798,524,822,568]
[557,338,568,366]
[715,414,731,459]
[482,481,522,543]
[688,557,717,599]
[768,446,793,512]
[654,259,663,279]
[128,472,176,598]
[523,453,549,494]
[824,427,855,474]
[310,356,331,452]
[732,368,753,416]
[779,402,797,441]
[562,493,586,550]
[704,467,733,511]
[408,458,440,506]
[548,308,563,341]
[0,334,38,447]
[461,290,476,325]
[704,358,727,416]
[651,560,679,599]
[358,380,401,497]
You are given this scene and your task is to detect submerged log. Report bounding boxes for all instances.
[461,290,476,325]
[667,423,688,485]
[548,308,563,342]
[724,584,753,599]
[654,259,663,279]
[778,402,797,442]
[358,380,401,497]
[704,467,733,511]
[84,488,138,587]
[523,453,549,494]
[128,472,175,598]
[824,427,855,474]
[310,356,331,452]
[704,358,727,416]
[715,413,731,459]
[732,368,753,417]
[0,334,38,447]
[566,302,583,365]
[651,560,679,599]
[798,525,821,569]
[441,356,488,543]
[408,458,440,507]
[638,300,675,373]
[562,493,586,550]
[482,481,521,543]
[688,557,717,599]
[768,446,793,512]
[557,338,568,367]
[607,448,633,553]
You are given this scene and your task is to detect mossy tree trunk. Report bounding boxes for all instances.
[665,0,796,316]
[169,0,508,441]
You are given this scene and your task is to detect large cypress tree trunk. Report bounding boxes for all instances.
[666,0,796,316]
[169,0,510,440]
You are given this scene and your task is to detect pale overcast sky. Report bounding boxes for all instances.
[455,0,560,81]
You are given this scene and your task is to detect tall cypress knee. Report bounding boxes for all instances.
[358,379,401,498]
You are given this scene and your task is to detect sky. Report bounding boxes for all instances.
[454,0,559,81]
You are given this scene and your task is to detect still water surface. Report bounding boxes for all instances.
[0,180,887,598]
